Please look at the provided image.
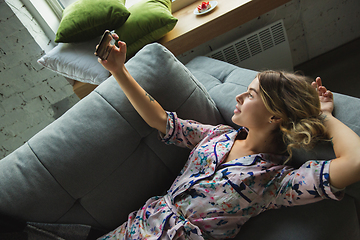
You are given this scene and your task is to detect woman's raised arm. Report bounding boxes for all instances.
[312,77,360,189]
[97,34,167,134]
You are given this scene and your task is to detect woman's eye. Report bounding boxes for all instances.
[248,92,253,98]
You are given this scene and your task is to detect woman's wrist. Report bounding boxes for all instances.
[321,110,333,119]
[111,65,129,80]
[320,111,335,128]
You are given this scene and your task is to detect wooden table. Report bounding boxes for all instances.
[73,0,290,99]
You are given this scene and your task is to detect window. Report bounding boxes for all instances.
[56,0,74,8]
[48,0,197,14]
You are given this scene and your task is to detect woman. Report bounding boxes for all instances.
[97,34,360,240]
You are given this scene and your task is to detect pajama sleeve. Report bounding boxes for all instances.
[160,112,218,149]
[270,160,345,209]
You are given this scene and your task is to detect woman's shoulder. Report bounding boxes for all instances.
[212,124,237,135]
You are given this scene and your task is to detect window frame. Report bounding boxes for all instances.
[20,0,61,43]
[45,0,63,19]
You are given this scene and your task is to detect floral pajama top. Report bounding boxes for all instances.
[99,112,344,240]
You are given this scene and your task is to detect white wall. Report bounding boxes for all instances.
[0,0,359,159]
[177,0,360,66]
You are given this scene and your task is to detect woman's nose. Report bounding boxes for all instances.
[236,93,245,104]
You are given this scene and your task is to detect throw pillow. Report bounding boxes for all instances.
[115,0,178,58]
[55,0,130,43]
[37,37,110,85]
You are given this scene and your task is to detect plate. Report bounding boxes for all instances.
[194,1,218,15]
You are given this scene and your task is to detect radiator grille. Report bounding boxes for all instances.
[207,20,292,71]
[272,22,286,45]
[235,40,250,61]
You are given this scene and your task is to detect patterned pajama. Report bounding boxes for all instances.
[99,112,343,240]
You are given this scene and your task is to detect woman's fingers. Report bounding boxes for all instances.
[324,90,333,99]
[315,77,322,87]
[312,77,332,98]
[118,40,126,50]
[311,81,317,88]
[111,32,119,40]
[311,77,323,96]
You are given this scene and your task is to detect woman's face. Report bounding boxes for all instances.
[232,77,273,129]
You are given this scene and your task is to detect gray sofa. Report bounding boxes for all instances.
[1,43,359,239]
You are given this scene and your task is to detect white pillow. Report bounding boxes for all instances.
[37,37,110,85]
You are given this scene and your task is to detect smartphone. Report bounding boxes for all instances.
[95,30,115,60]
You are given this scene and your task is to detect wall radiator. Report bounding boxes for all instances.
[206,20,293,71]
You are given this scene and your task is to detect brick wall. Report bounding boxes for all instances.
[0,0,78,159]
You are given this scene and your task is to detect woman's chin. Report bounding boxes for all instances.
[231,116,241,126]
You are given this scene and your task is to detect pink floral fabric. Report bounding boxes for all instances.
[99,112,343,240]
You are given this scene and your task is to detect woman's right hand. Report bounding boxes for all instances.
[95,33,167,134]
[97,33,127,75]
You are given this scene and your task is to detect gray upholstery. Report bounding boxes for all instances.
[0,43,359,239]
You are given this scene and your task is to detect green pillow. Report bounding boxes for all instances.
[55,0,130,43]
[115,0,178,58]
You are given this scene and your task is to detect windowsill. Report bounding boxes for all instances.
[159,0,290,56]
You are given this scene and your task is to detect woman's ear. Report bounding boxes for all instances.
[269,116,282,124]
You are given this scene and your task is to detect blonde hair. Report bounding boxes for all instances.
[257,70,329,163]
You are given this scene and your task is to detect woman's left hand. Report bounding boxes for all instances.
[311,77,334,115]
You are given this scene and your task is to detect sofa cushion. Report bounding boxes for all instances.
[55,0,130,43]
[0,144,77,223]
[0,43,222,230]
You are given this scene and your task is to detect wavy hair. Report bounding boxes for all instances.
[257,70,330,163]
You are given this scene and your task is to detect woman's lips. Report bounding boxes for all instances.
[234,105,241,114]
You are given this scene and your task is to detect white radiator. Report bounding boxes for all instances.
[206,20,293,71]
